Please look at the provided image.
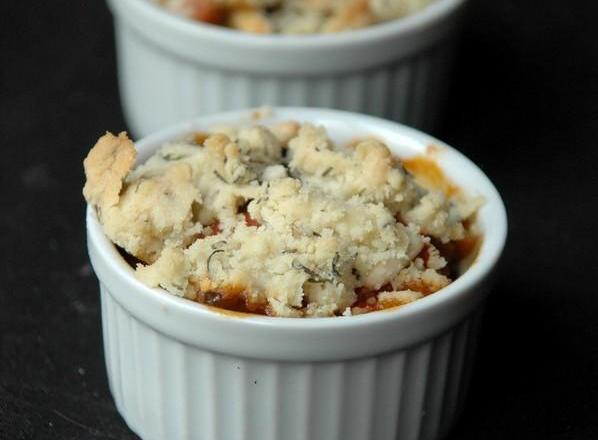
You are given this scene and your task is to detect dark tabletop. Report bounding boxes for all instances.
[1,1,597,439]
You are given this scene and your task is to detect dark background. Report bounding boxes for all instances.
[1,0,597,438]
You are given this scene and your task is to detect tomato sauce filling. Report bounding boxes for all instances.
[196,286,268,315]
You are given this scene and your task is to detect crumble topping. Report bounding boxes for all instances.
[84,121,482,317]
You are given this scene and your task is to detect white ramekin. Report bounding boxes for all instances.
[87,108,507,440]
[106,0,467,137]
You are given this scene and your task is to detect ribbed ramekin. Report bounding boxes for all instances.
[106,0,467,137]
[87,108,507,440]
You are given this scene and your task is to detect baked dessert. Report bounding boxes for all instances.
[83,121,481,317]
[156,0,435,34]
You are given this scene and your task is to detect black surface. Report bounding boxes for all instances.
[1,1,597,439]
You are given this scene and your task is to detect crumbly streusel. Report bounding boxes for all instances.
[83,121,481,317]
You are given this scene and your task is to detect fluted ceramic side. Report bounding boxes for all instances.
[115,20,456,137]
[101,285,481,440]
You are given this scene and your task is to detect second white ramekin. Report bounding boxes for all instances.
[106,0,467,137]
[87,108,507,440]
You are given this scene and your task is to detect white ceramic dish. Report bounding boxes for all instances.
[106,0,467,137]
[87,107,507,440]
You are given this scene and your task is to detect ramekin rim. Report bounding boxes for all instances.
[86,107,507,331]
[121,0,466,48]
